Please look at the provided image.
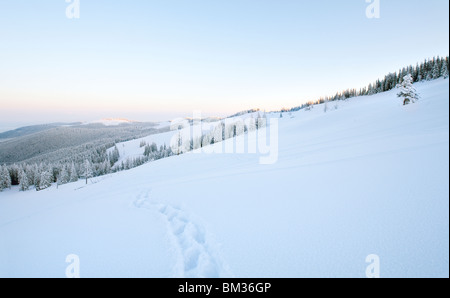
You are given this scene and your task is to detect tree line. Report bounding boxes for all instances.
[282,56,449,112]
[0,142,174,192]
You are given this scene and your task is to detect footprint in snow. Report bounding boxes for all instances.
[134,190,232,278]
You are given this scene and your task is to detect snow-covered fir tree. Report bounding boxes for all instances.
[38,170,53,191]
[0,165,12,191]
[102,160,111,175]
[442,61,449,79]
[247,116,256,132]
[173,131,183,155]
[255,113,261,129]
[397,74,420,105]
[84,159,93,184]
[192,136,202,150]
[33,164,42,187]
[109,145,120,166]
[0,165,4,191]
[432,61,441,79]
[426,70,433,81]
[201,134,212,148]
[26,164,37,187]
[0,165,3,191]
[58,165,70,186]
[70,162,78,183]
[19,168,30,191]
[235,121,244,136]
[8,164,20,186]
[257,116,267,129]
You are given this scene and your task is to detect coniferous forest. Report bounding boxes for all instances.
[282,56,449,112]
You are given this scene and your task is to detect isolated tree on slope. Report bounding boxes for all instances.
[397,74,420,105]
[84,159,93,184]
[19,168,30,191]
[169,131,184,155]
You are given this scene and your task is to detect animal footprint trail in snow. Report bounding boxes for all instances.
[133,192,153,209]
[134,190,232,278]
[158,204,224,278]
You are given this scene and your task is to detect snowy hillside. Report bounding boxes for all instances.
[108,111,263,168]
[0,79,448,278]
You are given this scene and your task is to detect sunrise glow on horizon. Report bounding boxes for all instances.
[0,0,448,129]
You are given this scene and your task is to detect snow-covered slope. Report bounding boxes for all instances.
[107,124,194,169]
[108,111,263,167]
[0,79,448,278]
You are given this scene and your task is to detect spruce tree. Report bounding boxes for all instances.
[69,162,78,182]
[19,169,30,191]
[255,113,261,129]
[34,165,42,188]
[26,164,37,187]
[397,74,420,105]
[58,165,70,186]
[38,170,52,191]
[432,61,441,79]
[84,160,93,184]
[0,165,4,191]
[8,164,19,186]
[110,145,120,165]
[0,165,12,190]
[426,69,433,80]
[103,160,111,175]
[441,61,449,79]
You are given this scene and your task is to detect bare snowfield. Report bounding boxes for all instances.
[0,79,448,278]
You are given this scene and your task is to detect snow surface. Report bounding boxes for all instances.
[0,79,448,278]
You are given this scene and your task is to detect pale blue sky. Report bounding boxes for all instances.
[0,0,448,128]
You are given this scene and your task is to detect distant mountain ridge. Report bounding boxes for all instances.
[0,123,82,140]
[0,119,147,140]
[87,118,140,126]
[0,122,167,165]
